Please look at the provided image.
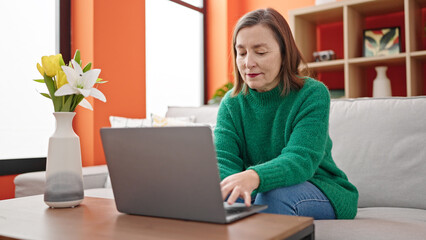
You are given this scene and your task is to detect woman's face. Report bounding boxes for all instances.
[235,24,282,92]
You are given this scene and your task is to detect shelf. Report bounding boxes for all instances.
[349,0,404,17]
[291,5,343,24]
[307,59,345,71]
[410,50,426,60]
[290,0,426,97]
[348,53,406,66]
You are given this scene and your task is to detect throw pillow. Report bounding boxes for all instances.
[109,116,151,128]
[151,114,196,127]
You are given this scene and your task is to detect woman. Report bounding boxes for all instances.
[214,8,358,219]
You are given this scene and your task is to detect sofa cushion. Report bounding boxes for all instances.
[166,105,219,124]
[151,114,196,127]
[109,116,152,128]
[329,97,426,209]
[109,115,195,128]
[315,207,426,240]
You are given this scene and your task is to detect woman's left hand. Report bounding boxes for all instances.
[220,169,260,207]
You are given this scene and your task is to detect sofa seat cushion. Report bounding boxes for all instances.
[315,207,426,240]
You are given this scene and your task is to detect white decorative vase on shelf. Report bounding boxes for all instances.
[44,112,84,208]
[373,66,392,97]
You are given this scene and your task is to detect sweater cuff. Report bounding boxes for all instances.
[248,161,287,193]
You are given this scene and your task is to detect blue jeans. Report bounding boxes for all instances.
[239,181,336,220]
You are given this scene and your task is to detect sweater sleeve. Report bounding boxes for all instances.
[248,82,331,192]
[214,98,245,181]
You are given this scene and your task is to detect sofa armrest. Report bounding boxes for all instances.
[14,165,109,198]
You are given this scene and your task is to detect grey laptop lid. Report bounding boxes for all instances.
[100,126,267,224]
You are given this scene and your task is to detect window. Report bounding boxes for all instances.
[0,0,69,161]
[146,0,205,116]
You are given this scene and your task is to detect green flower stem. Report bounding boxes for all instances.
[70,95,84,111]
[62,95,74,112]
[61,85,65,109]
[43,74,62,112]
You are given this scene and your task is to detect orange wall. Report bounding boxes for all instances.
[72,0,95,166]
[242,0,315,19]
[72,0,146,166]
[0,175,17,200]
[206,0,230,102]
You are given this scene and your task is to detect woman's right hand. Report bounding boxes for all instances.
[220,169,260,207]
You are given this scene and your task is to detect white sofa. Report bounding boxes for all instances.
[14,97,426,240]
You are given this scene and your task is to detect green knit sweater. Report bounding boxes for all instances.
[214,78,358,219]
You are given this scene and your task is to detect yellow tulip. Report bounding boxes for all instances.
[56,70,68,89]
[39,54,63,77]
[36,63,45,77]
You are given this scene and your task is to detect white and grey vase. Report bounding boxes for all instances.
[44,112,84,208]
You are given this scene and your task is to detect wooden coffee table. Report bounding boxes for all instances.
[0,195,314,240]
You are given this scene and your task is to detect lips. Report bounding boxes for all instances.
[247,73,260,78]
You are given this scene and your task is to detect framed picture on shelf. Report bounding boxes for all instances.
[363,27,400,57]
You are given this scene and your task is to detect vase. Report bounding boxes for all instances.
[44,112,84,208]
[373,66,392,97]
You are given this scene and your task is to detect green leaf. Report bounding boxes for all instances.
[365,36,377,48]
[210,82,234,102]
[44,74,62,112]
[215,89,226,95]
[225,82,233,89]
[83,62,92,72]
[40,93,51,99]
[96,78,107,84]
[71,95,85,111]
[34,79,45,83]
[74,49,81,65]
[61,95,74,112]
[59,55,65,66]
[380,28,396,51]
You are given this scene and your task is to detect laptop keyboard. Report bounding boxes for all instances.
[225,206,250,215]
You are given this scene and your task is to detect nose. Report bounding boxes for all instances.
[245,53,256,69]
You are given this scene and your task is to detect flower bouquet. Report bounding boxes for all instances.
[35,49,107,111]
[34,50,107,208]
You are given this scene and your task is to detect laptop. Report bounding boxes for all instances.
[100,126,267,224]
